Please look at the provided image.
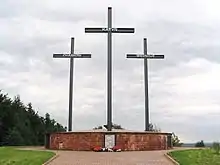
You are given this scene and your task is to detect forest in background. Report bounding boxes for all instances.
[0,90,66,146]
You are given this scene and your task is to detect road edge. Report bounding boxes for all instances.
[42,152,59,165]
[164,152,180,165]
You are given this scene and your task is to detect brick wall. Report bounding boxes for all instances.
[116,133,167,151]
[49,131,172,151]
[50,132,104,151]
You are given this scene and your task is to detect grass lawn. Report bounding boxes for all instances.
[169,148,220,165]
[0,147,55,165]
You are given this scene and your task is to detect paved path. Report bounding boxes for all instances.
[20,147,200,165]
[47,150,174,165]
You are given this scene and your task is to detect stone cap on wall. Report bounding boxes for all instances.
[50,129,172,135]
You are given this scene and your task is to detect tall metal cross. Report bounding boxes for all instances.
[126,38,164,131]
[85,7,135,131]
[53,37,91,132]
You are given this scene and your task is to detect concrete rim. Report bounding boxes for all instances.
[42,152,59,165]
[164,152,180,165]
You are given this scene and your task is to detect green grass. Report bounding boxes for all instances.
[169,148,220,165]
[0,147,55,165]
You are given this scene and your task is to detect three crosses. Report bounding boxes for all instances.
[53,7,164,132]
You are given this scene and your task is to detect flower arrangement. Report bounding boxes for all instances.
[93,146,102,152]
[93,145,122,152]
[112,145,122,152]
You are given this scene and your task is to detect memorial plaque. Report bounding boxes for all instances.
[104,134,115,148]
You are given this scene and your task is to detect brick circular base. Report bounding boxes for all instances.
[48,130,172,151]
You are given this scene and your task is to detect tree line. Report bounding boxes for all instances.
[0,90,66,146]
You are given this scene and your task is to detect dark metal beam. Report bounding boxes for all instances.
[126,54,164,59]
[68,37,74,132]
[107,7,112,131]
[53,54,91,58]
[126,38,165,131]
[84,7,135,131]
[143,38,149,131]
[52,37,92,132]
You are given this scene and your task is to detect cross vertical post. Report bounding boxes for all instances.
[126,38,164,131]
[107,7,112,132]
[69,38,74,132]
[143,38,149,132]
[85,7,135,131]
[53,37,92,132]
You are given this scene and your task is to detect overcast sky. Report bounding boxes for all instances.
[1,0,220,143]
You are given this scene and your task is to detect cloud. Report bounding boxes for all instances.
[0,0,220,143]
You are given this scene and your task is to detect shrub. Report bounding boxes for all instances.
[212,142,220,154]
[171,132,183,147]
[195,140,205,147]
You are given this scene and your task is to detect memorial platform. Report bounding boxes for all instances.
[46,129,173,151]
